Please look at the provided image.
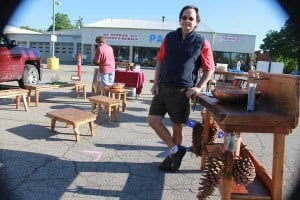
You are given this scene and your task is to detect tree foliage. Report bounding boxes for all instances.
[47,13,74,32]
[20,26,44,33]
[260,18,300,73]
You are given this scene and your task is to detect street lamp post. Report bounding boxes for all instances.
[52,0,55,57]
[51,0,60,57]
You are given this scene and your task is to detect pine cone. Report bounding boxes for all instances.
[197,148,226,199]
[233,156,256,185]
[208,119,219,144]
[192,122,204,157]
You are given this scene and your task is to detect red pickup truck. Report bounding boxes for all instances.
[0,34,43,87]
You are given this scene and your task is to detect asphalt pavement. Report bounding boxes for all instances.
[0,65,299,200]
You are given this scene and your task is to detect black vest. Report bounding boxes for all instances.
[160,28,205,88]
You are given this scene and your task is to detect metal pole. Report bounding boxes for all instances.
[52,0,55,57]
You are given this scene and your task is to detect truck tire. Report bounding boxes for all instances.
[18,64,39,88]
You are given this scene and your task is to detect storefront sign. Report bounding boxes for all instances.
[102,33,139,41]
[220,34,240,42]
[149,34,163,43]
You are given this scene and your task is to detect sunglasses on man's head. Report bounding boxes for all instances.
[181,16,194,21]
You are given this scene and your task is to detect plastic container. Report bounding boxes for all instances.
[47,57,59,70]
[186,119,197,128]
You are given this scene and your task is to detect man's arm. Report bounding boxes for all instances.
[151,61,162,95]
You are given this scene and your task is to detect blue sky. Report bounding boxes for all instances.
[8,0,288,50]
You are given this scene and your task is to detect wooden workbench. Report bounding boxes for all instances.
[196,71,299,200]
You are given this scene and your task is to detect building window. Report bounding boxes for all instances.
[133,47,158,67]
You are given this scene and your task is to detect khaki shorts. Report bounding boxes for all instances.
[149,84,190,124]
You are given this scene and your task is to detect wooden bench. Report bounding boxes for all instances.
[88,95,120,124]
[25,82,88,107]
[0,88,29,111]
[100,87,129,112]
[47,108,96,142]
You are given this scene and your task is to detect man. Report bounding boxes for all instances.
[93,36,116,90]
[147,5,215,171]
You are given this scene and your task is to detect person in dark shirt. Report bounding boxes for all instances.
[147,5,215,171]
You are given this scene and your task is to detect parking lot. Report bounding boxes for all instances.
[0,65,299,199]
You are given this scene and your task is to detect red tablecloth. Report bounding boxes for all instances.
[115,70,145,95]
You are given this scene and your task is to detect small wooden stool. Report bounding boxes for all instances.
[75,82,88,99]
[47,108,96,142]
[88,95,120,124]
[0,89,29,111]
[100,87,129,112]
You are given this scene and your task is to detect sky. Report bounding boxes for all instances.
[8,0,288,51]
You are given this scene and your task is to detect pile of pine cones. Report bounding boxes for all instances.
[233,156,256,185]
[197,147,226,200]
[197,148,256,199]
[192,122,204,156]
[192,119,220,157]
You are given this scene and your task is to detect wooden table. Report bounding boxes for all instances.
[88,95,120,124]
[0,88,29,111]
[100,87,129,112]
[25,82,88,107]
[196,71,299,200]
[47,108,96,142]
[114,70,145,98]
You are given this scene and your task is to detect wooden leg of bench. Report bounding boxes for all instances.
[106,106,111,124]
[35,90,39,107]
[91,103,97,114]
[83,85,87,99]
[27,90,31,105]
[75,86,79,98]
[122,93,127,112]
[73,126,80,142]
[98,104,102,116]
[113,106,118,121]
[51,118,57,132]
[89,122,95,137]
[22,95,28,111]
[16,95,21,109]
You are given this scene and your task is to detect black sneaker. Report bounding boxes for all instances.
[170,146,186,171]
[159,155,172,171]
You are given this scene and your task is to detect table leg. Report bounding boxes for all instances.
[235,132,241,157]
[122,93,127,112]
[106,106,111,124]
[91,103,97,114]
[83,85,87,99]
[113,105,118,121]
[75,85,79,98]
[51,118,57,132]
[271,134,285,200]
[35,89,39,107]
[89,121,95,137]
[27,89,31,105]
[22,95,28,111]
[16,95,21,109]
[222,151,234,200]
[200,109,211,170]
[73,126,80,142]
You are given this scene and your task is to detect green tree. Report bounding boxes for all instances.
[260,18,300,73]
[20,26,44,33]
[47,13,74,31]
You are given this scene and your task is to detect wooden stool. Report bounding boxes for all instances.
[0,89,29,111]
[100,87,129,112]
[88,95,120,124]
[25,82,88,107]
[47,108,96,142]
[75,82,88,99]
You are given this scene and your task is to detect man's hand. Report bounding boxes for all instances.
[186,87,201,98]
[151,84,159,95]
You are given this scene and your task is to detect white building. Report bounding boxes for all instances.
[4,18,255,68]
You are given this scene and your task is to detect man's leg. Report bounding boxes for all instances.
[172,122,183,146]
[147,115,175,149]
